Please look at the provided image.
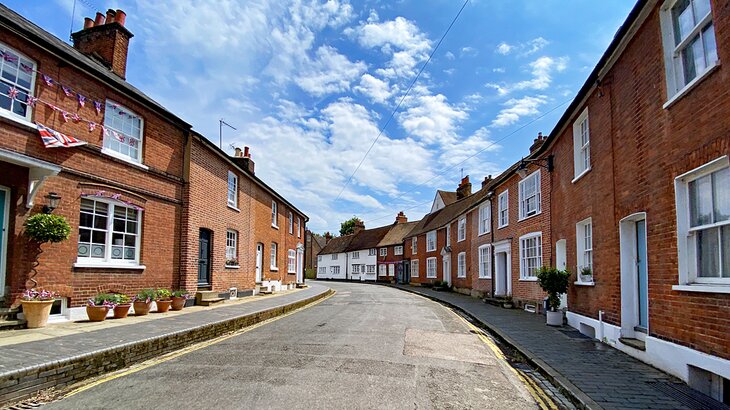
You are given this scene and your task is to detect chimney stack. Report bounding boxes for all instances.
[324,232,332,243]
[352,220,365,235]
[481,175,493,190]
[234,147,243,157]
[395,211,408,224]
[242,146,255,174]
[72,9,134,79]
[529,132,545,153]
[456,175,472,200]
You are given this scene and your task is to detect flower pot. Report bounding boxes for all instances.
[86,305,110,322]
[502,303,513,309]
[155,300,172,313]
[113,304,131,319]
[133,301,152,316]
[171,297,186,311]
[546,310,563,326]
[21,300,55,329]
[580,275,593,283]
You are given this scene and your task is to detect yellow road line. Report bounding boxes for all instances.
[63,290,335,399]
[451,309,558,410]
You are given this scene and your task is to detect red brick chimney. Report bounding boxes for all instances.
[456,176,472,200]
[242,146,255,174]
[324,232,332,243]
[529,132,545,153]
[72,9,133,79]
[352,220,365,235]
[395,211,408,224]
[481,175,493,190]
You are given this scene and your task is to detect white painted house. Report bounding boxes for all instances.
[316,222,392,281]
[316,235,352,280]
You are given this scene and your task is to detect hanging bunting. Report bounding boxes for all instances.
[61,85,74,97]
[80,191,144,211]
[1,51,18,63]
[36,123,87,148]
[77,94,86,108]
[42,74,54,86]
[61,111,71,122]
[88,122,96,132]
[26,96,38,107]
[7,87,18,100]
[71,113,81,123]
[93,100,102,115]
[19,63,34,74]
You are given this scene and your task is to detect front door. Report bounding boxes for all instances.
[636,220,649,330]
[296,248,304,283]
[198,229,211,286]
[0,186,8,297]
[442,255,451,286]
[495,252,507,296]
[256,243,263,282]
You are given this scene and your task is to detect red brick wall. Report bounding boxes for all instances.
[544,3,730,359]
[450,216,473,292]
[468,202,493,297]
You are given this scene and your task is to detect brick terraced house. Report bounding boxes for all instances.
[375,212,417,283]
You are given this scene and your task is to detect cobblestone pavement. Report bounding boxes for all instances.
[393,285,721,410]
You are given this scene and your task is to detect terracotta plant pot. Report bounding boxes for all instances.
[86,305,110,322]
[133,300,152,316]
[21,300,55,329]
[155,300,172,313]
[113,304,131,319]
[170,297,186,311]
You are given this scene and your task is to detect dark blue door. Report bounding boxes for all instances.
[636,220,648,330]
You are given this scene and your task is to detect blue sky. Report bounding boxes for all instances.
[7,0,635,233]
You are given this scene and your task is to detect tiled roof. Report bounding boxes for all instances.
[438,190,458,206]
[409,188,491,237]
[346,225,391,251]
[318,235,354,255]
[377,221,419,247]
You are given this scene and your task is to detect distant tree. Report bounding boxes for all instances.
[339,217,362,236]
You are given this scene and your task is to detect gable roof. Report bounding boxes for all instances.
[410,187,491,237]
[312,234,327,249]
[438,190,457,206]
[0,4,190,129]
[377,221,419,247]
[318,235,354,255]
[346,225,392,251]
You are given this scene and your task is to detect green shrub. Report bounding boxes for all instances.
[135,289,157,302]
[155,288,172,301]
[537,267,570,311]
[305,268,316,279]
[24,213,71,243]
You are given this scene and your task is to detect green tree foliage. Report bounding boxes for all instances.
[24,213,71,243]
[339,216,362,236]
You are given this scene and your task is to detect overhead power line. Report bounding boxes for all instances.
[332,0,470,203]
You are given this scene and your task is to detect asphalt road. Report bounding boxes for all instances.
[45,282,538,409]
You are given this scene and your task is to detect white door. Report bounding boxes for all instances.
[255,243,263,282]
[296,248,304,283]
[493,241,512,296]
[556,239,568,308]
[0,186,8,298]
[388,264,395,277]
[442,255,451,286]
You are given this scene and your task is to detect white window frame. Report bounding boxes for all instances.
[288,211,293,234]
[576,218,593,282]
[271,201,278,228]
[519,170,542,220]
[379,264,387,276]
[369,248,376,256]
[478,203,491,235]
[426,257,437,278]
[478,244,492,279]
[411,259,419,277]
[225,229,238,267]
[331,266,340,275]
[572,108,591,181]
[352,251,360,259]
[457,252,466,278]
[288,249,296,273]
[412,237,418,254]
[519,232,543,280]
[318,267,326,275]
[297,217,301,238]
[498,190,509,228]
[394,246,403,256]
[380,248,387,256]
[331,253,338,260]
[674,156,730,291]
[445,224,451,246]
[426,231,437,252]
[102,100,144,163]
[317,255,322,262]
[227,171,238,208]
[270,242,278,270]
[0,42,36,123]
[457,217,466,242]
[76,197,142,267]
[353,264,361,274]
[367,264,376,274]
[659,0,719,105]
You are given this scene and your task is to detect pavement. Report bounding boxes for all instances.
[43,281,540,409]
[391,284,724,410]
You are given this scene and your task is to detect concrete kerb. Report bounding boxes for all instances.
[387,284,602,410]
[0,287,334,406]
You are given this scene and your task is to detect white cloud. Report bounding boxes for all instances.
[354,74,393,104]
[524,37,550,55]
[496,42,513,55]
[444,51,456,60]
[492,67,506,73]
[399,87,468,145]
[486,55,568,96]
[491,95,548,128]
[295,46,366,96]
[460,46,478,57]
[494,37,550,57]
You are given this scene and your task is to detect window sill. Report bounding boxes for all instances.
[0,110,37,131]
[574,281,595,286]
[518,277,538,282]
[227,204,240,212]
[271,224,279,230]
[663,61,720,110]
[672,284,730,294]
[287,270,295,274]
[225,265,240,269]
[74,262,145,270]
[498,224,508,230]
[518,211,542,223]
[457,238,466,243]
[456,275,466,279]
[478,276,491,280]
[571,167,591,184]
[478,231,490,237]
[270,267,278,272]
[426,276,437,279]
[101,148,149,170]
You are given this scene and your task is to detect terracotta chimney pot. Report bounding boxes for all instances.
[94,12,105,26]
[234,147,242,157]
[115,9,127,26]
[105,9,116,24]
[83,17,94,29]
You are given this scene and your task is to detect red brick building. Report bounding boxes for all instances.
[0,6,190,320]
[181,135,308,299]
[532,0,729,397]
[375,212,417,283]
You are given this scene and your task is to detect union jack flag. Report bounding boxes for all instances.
[88,122,97,132]
[93,101,102,115]
[19,63,33,74]
[61,86,74,97]
[1,51,18,63]
[42,74,54,86]
[7,87,19,100]
[77,94,86,107]
[36,123,87,148]
[26,96,38,107]
[61,112,71,122]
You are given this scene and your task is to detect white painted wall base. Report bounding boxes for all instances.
[566,311,730,383]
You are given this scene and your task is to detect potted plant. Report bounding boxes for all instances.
[86,293,117,321]
[579,267,593,283]
[171,290,189,311]
[112,293,132,319]
[155,289,172,313]
[502,296,514,309]
[19,289,58,328]
[133,289,156,316]
[537,266,570,326]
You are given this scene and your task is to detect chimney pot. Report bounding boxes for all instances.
[115,9,127,26]
[395,211,408,224]
[83,17,94,29]
[105,9,116,24]
[94,12,105,26]
[456,175,472,200]
[352,220,365,235]
[244,146,250,158]
[234,147,242,157]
